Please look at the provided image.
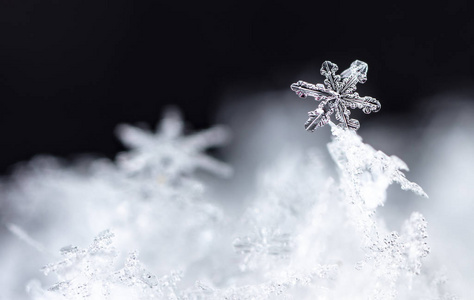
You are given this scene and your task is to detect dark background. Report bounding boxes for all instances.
[1,0,473,174]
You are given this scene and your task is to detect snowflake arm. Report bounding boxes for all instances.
[182,125,230,152]
[341,93,381,114]
[339,60,368,93]
[193,153,233,177]
[321,61,341,91]
[116,124,155,149]
[156,106,184,139]
[304,104,333,131]
[335,101,360,131]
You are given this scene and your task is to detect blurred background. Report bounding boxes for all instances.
[1,0,474,174]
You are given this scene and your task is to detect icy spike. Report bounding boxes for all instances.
[291,60,381,131]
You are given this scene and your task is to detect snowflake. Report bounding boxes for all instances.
[291,60,381,131]
[115,107,232,179]
[40,230,118,299]
[233,228,292,271]
[32,231,183,300]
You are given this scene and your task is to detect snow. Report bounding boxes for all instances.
[0,96,468,299]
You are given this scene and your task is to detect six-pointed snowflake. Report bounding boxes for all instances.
[291,60,381,131]
[115,107,232,179]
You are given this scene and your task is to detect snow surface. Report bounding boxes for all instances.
[1,92,471,299]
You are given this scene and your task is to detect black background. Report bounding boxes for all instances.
[1,0,473,174]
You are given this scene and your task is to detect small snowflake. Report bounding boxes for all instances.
[41,230,118,298]
[291,60,381,131]
[115,107,232,179]
[37,231,182,299]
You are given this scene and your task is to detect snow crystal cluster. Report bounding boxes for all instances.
[0,107,459,299]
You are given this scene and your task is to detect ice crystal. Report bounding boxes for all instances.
[401,212,430,277]
[40,230,118,299]
[327,123,430,298]
[110,251,182,299]
[116,107,232,179]
[328,122,427,208]
[291,60,381,131]
[233,228,292,271]
[30,231,182,300]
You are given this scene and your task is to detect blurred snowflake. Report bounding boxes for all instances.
[116,107,232,180]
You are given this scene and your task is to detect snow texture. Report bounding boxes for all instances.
[0,105,461,300]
